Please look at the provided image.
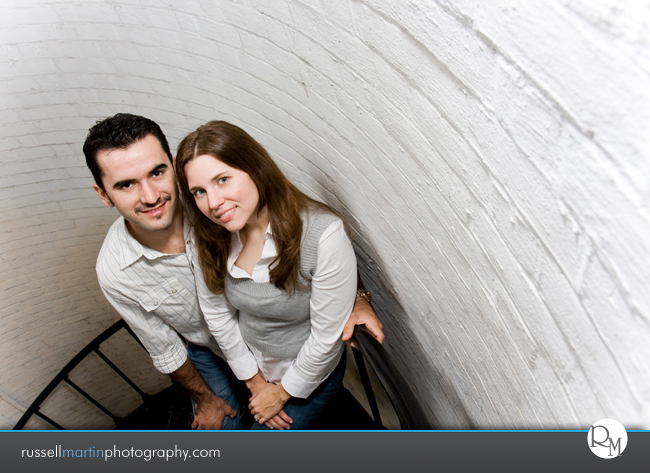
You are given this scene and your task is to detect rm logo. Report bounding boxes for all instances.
[588,418,627,459]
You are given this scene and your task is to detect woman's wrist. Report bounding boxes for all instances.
[274,382,292,403]
[245,373,267,395]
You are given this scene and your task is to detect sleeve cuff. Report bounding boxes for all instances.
[280,364,322,399]
[150,337,188,374]
[227,350,259,381]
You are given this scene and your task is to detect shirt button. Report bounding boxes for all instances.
[186,240,190,244]
[153,301,159,306]
[172,289,177,293]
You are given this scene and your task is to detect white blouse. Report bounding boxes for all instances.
[192,219,357,398]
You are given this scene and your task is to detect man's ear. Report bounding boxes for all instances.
[93,184,115,208]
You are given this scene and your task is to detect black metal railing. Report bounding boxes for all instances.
[14,320,432,430]
[13,319,149,430]
[351,326,433,430]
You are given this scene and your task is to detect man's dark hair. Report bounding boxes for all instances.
[83,113,173,191]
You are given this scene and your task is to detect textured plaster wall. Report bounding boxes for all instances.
[1,0,649,429]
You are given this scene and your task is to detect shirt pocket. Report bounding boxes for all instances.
[137,277,186,312]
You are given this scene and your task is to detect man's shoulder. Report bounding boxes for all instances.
[97,216,126,260]
[96,217,132,289]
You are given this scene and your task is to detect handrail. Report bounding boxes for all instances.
[15,319,433,430]
[351,326,433,430]
[13,319,146,430]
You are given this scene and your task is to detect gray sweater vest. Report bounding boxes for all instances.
[225,210,341,359]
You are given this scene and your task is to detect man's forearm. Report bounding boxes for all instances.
[169,357,237,429]
[169,357,215,403]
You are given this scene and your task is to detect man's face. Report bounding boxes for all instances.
[94,134,179,235]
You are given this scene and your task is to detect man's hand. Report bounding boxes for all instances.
[249,382,291,425]
[342,296,385,347]
[169,357,236,430]
[192,392,237,430]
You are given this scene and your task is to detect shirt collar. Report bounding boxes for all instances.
[115,216,190,270]
[228,223,273,273]
[232,223,273,247]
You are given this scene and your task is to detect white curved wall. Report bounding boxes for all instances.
[1,0,649,428]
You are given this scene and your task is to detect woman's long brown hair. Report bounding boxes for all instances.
[175,121,346,294]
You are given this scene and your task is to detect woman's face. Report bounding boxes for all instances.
[185,154,261,232]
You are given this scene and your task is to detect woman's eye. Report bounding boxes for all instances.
[218,176,229,185]
[193,189,206,197]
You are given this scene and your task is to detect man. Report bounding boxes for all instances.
[83,113,384,430]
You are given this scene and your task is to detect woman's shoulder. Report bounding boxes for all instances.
[301,206,341,237]
[299,206,352,280]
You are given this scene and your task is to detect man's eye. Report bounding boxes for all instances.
[218,176,229,185]
[121,183,133,190]
[152,170,163,177]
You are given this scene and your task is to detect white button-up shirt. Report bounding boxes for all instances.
[96,216,222,374]
[193,220,357,399]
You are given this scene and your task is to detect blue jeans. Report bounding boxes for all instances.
[186,342,247,430]
[251,351,346,430]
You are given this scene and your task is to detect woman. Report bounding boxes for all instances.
[175,121,357,430]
